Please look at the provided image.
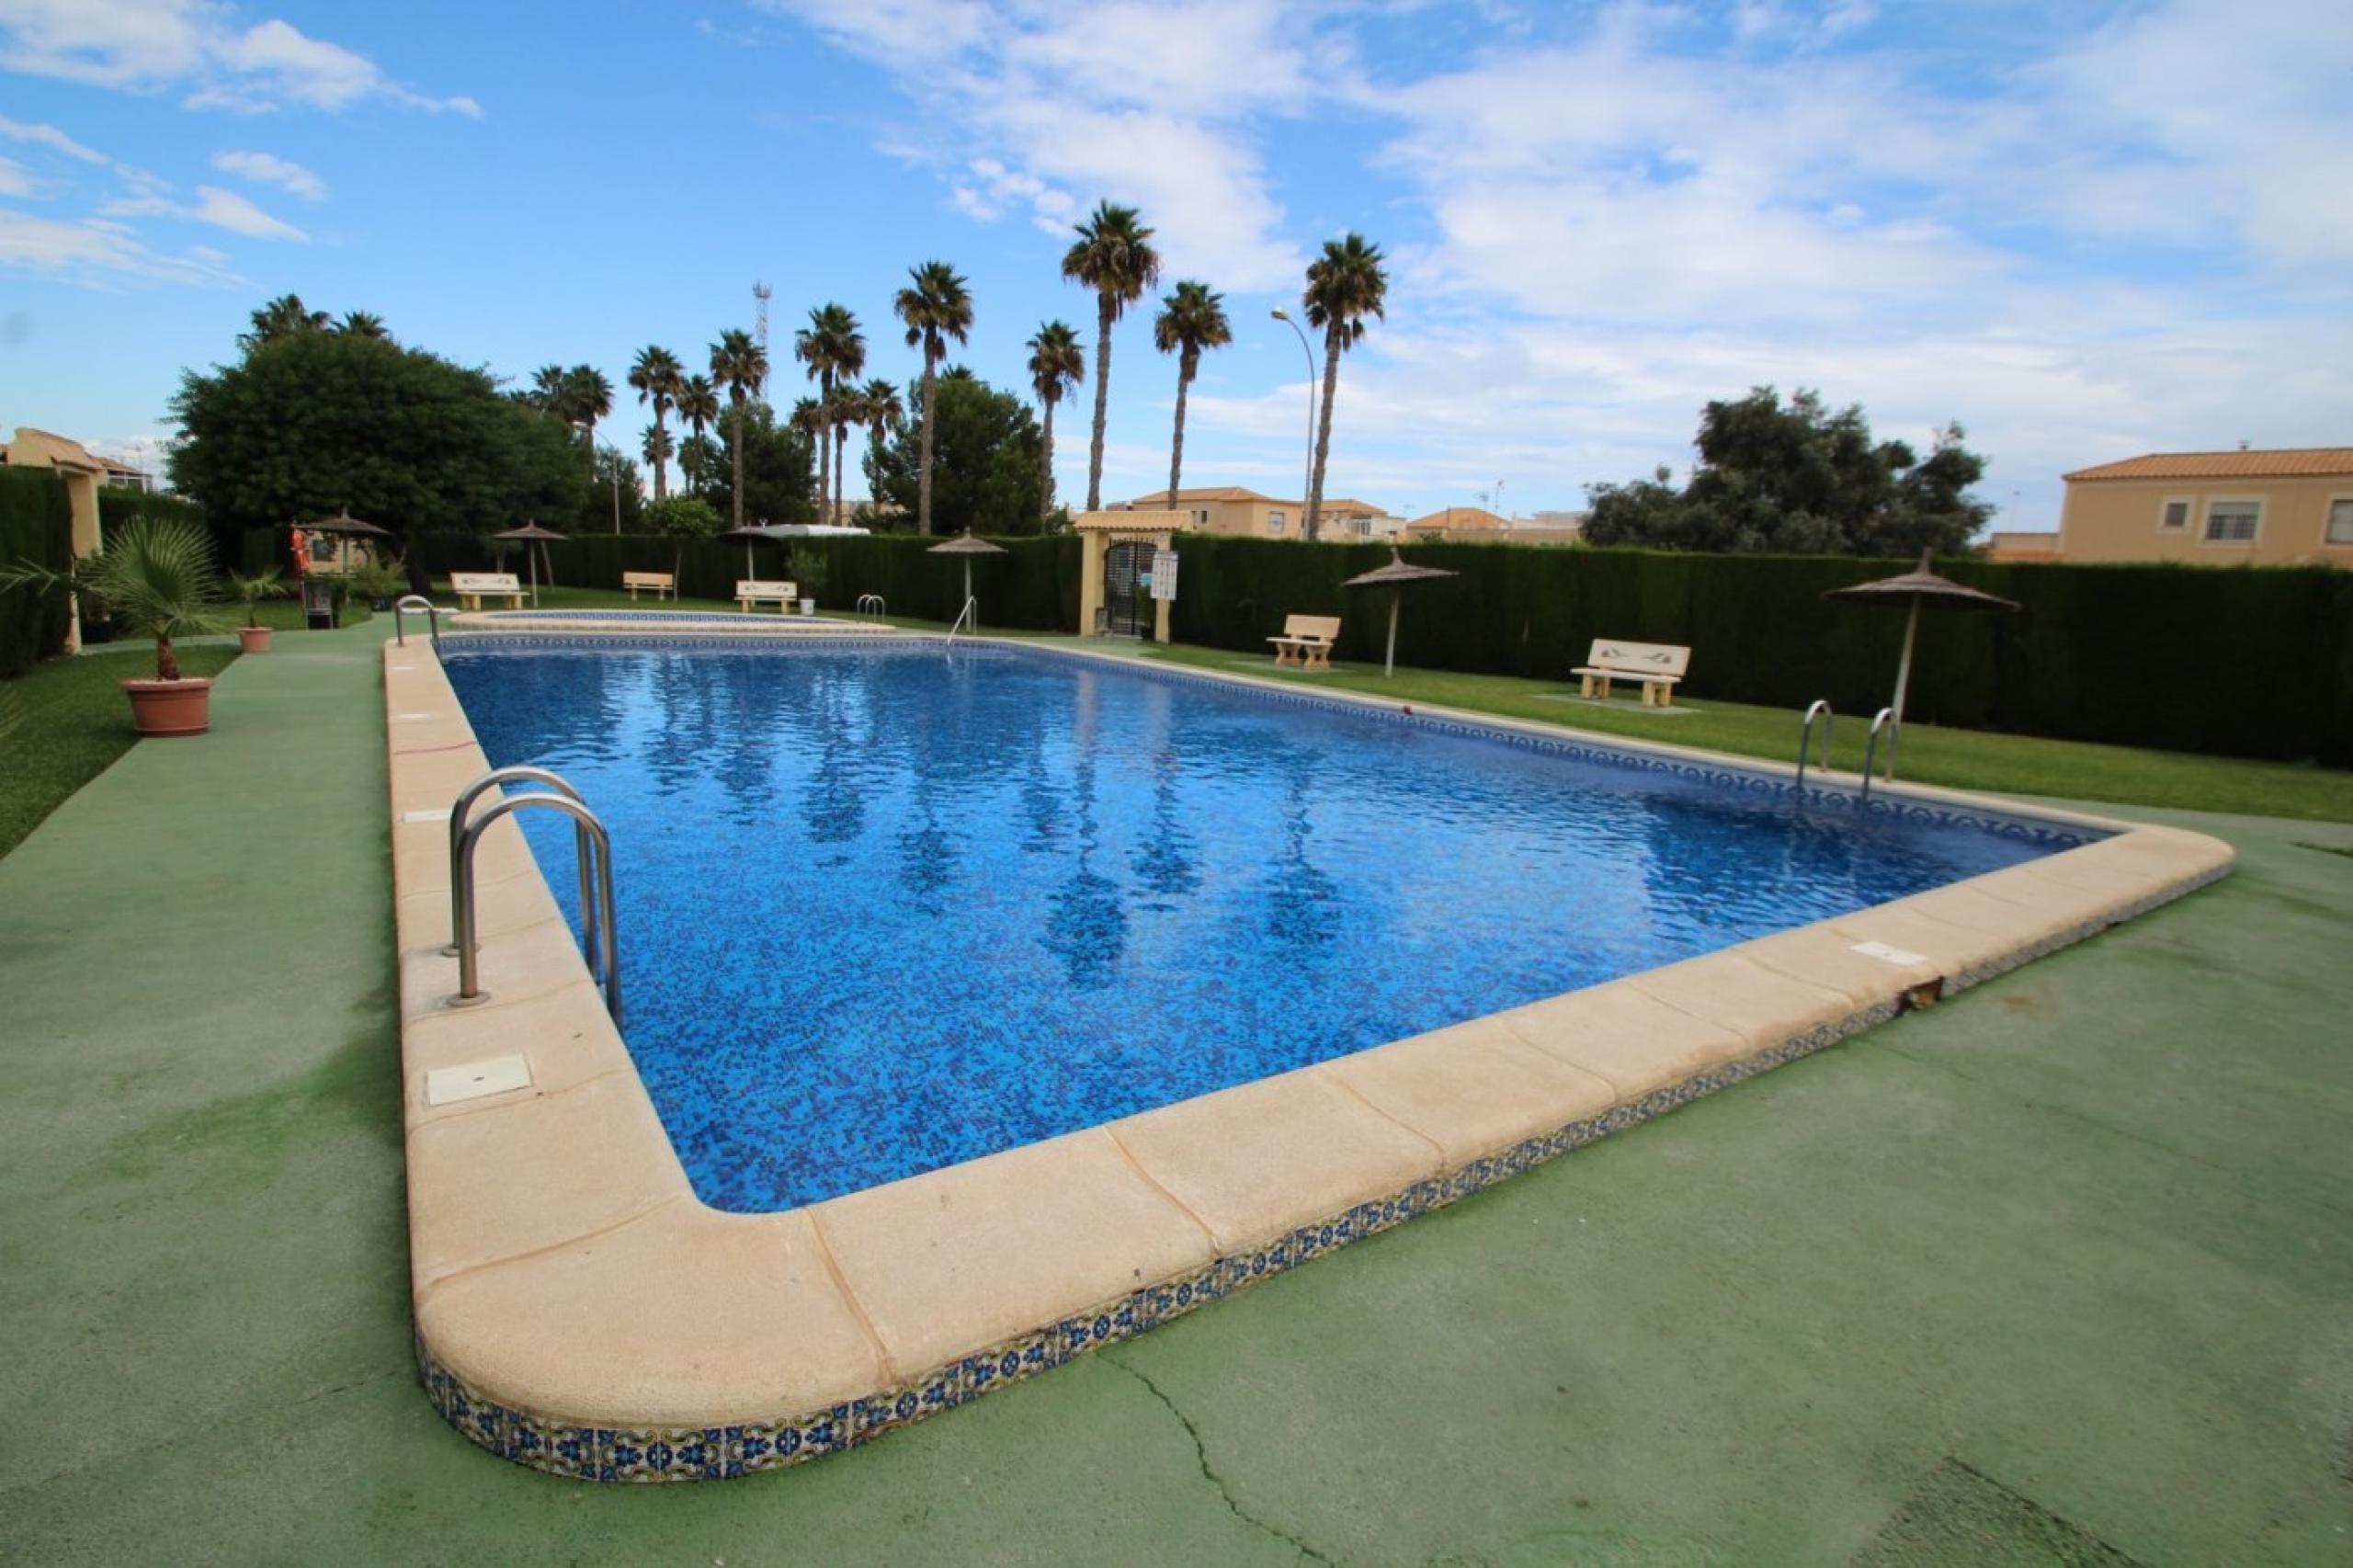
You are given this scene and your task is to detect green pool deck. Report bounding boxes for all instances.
[2,623,2348,1565]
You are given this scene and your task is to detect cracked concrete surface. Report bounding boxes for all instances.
[1,619,2348,1562]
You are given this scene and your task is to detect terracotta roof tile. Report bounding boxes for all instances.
[2063,448,2353,483]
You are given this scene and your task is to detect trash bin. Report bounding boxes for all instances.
[301,578,337,631]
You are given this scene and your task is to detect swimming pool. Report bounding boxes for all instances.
[440,638,2086,1212]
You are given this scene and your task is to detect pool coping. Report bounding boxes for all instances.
[384,633,2234,1483]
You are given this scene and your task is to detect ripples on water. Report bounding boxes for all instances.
[442,644,2056,1210]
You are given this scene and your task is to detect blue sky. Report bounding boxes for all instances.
[3,0,2347,528]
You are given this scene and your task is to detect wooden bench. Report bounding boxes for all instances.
[622,571,676,602]
[1572,639,1690,708]
[450,572,527,610]
[735,578,799,613]
[1267,613,1341,670]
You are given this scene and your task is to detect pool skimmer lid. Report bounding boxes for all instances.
[426,1054,533,1106]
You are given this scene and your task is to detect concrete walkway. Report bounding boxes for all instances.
[2,622,2348,1564]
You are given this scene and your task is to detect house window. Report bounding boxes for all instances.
[1350,517,1371,537]
[2158,497,2190,530]
[1192,508,1210,528]
[2327,498,2353,545]
[2203,499,2260,543]
[1267,509,1286,533]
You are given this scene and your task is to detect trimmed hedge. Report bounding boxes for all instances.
[1165,538,2353,767]
[0,468,74,677]
[390,527,2349,765]
[407,530,1084,631]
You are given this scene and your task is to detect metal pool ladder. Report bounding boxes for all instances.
[444,766,621,1025]
[857,593,886,617]
[943,595,977,645]
[1859,707,1898,803]
[392,594,443,649]
[1794,699,1834,793]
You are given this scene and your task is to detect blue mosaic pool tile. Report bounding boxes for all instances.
[407,844,2226,1485]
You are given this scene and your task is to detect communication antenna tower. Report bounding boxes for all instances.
[752,280,772,391]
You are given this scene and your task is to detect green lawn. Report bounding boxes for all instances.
[426,580,2353,823]
[1129,644,2353,824]
[0,641,240,860]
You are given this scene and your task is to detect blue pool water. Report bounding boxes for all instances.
[441,640,2082,1211]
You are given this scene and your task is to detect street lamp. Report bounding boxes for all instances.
[1270,308,1315,532]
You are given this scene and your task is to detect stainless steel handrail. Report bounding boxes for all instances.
[444,768,594,977]
[1795,699,1834,793]
[1859,707,1898,802]
[392,594,443,649]
[450,792,621,1025]
[943,595,976,644]
[857,593,886,617]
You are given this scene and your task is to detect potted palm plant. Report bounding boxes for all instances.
[0,517,230,736]
[228,567,290,652]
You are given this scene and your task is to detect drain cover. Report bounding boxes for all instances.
[425,1054,532,1107]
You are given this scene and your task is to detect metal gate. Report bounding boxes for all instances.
[1104,540,1151,637]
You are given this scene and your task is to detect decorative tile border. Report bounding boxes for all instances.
[393,634,2231,1484]
[415,852,2224,1484]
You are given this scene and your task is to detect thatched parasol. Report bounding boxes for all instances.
[927,528,1007,620]
[718,525,773,582]
[491,520,568,606]
[1344,549,1460,677]
[1824,548,2018,758]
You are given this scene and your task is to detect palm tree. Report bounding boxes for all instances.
[239,293,329,351]
[641,421,675,485]
[1301,233,1389,541]
[629,346,685,499]
[892,261,973,535]
[336,310,390,340]
[859,376,904,510]
[1026,320,1085,526]
[1152,281,1230,506]
[676,373,720,443]
[562,365,614,473]
[709,328,768,528]
[827,385,858,526]
[794,304,866,524]
[529,363,568,409]
[1061,201,1160,511]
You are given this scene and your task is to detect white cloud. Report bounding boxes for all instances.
[97,179,306,240]
[0,111,109,164]
[0,0,480,115]
[210,147,324,199]
[766,0,1310,289]
[0,205,241,285]
[0,155,33,198]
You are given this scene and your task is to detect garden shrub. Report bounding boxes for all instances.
[0,469,74,677]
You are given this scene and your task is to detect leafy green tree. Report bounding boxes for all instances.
[642,494,722,539]
[585,445,644,533]
[708,328,768,528]
[892,260,974,535]
[1061,201,1160,511]
[701,401,816,527]
[629,346,684,498]
[868,369,1046,536]
[1583,388,1991,555]
[337,311,391,341]
[1026,320,1084,525]
[676,373,720,444]
[563,365,613,472]
[677,432,722,497]
[1301,232,1387,541]
[169,330,585,534]
[1153,280,1230,504]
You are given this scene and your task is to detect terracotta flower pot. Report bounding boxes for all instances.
[120,677,214,737]
[239,625,273,653]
